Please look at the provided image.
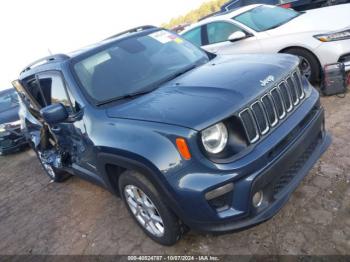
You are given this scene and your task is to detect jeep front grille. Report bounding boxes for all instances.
[239,70,305,144]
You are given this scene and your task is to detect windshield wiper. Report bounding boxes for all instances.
[159,64,199,85]
[96,90,153,106]
[135,64,200,95]
[173,64,198,79]
[96,63,202,106]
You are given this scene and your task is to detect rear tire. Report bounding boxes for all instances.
[119,170,182,246]
[283,48,320,84]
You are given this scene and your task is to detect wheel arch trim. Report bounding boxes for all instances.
[96,149,188,222]
[278,46,322,75]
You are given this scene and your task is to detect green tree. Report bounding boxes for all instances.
[162,0,230,29]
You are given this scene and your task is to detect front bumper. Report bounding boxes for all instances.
[314,39,350,72]
[0,127,27,155]
[166,89,331,233]
[194,118,330,233]
[198,123,331,232]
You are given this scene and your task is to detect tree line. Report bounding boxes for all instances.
[161,0,230,29]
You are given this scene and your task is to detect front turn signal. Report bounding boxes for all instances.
[176,138,191,160]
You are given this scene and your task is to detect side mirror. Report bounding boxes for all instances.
[228,31,247,42]
[40,103,68,125]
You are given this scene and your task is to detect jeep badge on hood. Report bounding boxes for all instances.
[260,75,275,87]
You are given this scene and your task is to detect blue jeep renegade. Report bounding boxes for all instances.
[13,26,331,245]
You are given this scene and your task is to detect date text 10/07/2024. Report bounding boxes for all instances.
[127,255,220,261]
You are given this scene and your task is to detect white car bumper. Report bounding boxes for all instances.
[314,39,350,72]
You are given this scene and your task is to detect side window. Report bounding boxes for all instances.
[23,77,46,109]
[207,22,242,44]
[182,27,203,47]
[37,72,74,113]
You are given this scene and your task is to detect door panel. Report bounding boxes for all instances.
[203,36,262,54]
[38,72,98,173]
[15,72,100,183]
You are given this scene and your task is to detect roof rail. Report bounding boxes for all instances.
[20,54,70,74]
[104,25,157,40]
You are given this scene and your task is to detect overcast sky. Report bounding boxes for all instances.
[0,0,209,90]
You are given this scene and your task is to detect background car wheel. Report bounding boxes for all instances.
[283,48,320,84]
[35,149,67,183]
[119,170,183,246]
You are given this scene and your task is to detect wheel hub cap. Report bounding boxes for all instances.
[124,185,165,237]
[38,152,56,179]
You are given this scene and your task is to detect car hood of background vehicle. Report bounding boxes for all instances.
[107,54,299,131]
[0,106,19,125]
[267,4,350,36]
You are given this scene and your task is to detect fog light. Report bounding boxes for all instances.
[205,183,234,200]
[252,191,264,208]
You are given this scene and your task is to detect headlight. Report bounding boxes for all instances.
[0,120,22,133]
[201,122,228,154]
[314,29,350,42]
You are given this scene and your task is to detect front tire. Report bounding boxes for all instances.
[119,171,182,246]
[283,48,320,84]
[35,149,67,183]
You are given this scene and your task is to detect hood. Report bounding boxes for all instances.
[107,54,299,130]
[0,106,20,125]
[268,4,350,36]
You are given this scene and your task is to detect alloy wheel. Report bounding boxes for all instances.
[299,56,312,80]
[124,185,165,237]
[38,152,56,179]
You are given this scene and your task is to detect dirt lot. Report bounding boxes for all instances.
[0,94,349,255]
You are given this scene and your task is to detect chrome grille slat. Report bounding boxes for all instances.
[251,101,269,135]
[278,82,292,112]
[238,70,306,144]
[261,94,278,127]
[270,87,286,119]
[293,71,305,99]
[286,76,299,106]
[239,108,259,143]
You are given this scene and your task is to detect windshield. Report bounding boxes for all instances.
[73,30,209,104]
[0,90,19,113]
[233,5,300,32]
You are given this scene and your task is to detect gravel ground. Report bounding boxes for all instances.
[0,94,349,255]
